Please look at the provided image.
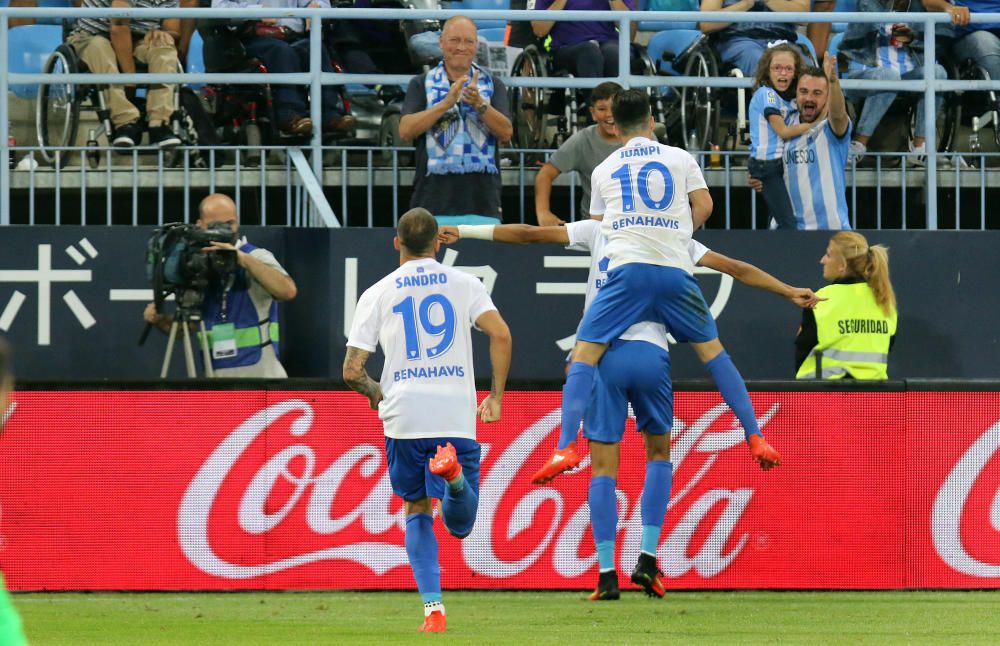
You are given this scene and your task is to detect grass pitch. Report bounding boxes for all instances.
[14,590,1000,645]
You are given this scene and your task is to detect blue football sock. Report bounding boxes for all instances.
[705,351,762,440]
[559,362,596,449]
[404,513,441,604]
[441,477,478,539]
[640,460,673,555]
[588,475,618,572]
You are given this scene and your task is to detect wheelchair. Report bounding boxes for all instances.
[645,27,720,152]
[509,40,663,150]
[196,20,360,156]
[945,52,1000,163]
[35,24,196,168]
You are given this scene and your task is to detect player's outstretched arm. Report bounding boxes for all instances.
[689,188,713,230]
[474,310,511,423]
[441,224,571,246]
[698,251,823,308]
[343,346,383,410]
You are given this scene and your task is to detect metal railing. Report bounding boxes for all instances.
[3,6,1000,228]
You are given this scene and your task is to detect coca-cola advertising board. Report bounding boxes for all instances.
[1,389,998,591]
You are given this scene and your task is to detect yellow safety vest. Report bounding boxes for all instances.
[796,282,897,380]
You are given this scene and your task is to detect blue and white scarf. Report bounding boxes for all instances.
[424,62,498,176]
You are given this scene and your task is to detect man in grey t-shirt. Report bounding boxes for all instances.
[535,82,622,226]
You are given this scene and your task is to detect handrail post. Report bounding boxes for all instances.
[310,15,324,222]
[1,13,9,226]
[925,16,938,230]
[618,16,630,88]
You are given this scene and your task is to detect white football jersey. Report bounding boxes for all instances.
[565,219,710,352]
[590,136,708,273]
[347,258,497,440]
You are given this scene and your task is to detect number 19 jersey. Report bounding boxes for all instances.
[347,258,497,440]
[590,136,707,274]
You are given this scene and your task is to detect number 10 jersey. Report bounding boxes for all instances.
[347,257,497,440]
[590,136,708,274]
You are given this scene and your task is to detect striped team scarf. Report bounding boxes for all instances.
[423,62,498,176]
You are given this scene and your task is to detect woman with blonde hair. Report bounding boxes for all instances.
[795,232,898,379]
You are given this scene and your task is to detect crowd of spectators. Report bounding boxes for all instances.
[4,0,998,229]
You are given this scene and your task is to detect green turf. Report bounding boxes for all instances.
[11,590,1000,645]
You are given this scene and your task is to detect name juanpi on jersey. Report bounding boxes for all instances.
[621,145,659,158]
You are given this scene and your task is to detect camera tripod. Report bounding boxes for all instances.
[160,290,215,378]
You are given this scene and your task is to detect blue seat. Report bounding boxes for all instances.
[463,0,509,43]
[35,0,73,25]
[638,0,699,33]
[796,31,818,64]
[186,29,205,89]
[7,24,63,100]
[647,28,704,75]
[828,31,844,60]
[831,0,857,34]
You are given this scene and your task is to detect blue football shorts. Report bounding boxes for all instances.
[584,339,674,443]
[384,437,481,502]
[577,263,718,345]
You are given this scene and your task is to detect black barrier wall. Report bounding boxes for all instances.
[0,227,996,379]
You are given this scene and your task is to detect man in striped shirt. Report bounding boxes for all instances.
[751,55,853,230]
[67,0,182,148]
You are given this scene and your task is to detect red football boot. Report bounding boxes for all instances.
[530,442,582,484]
[749,434,782,470]
[419,610,446,632]
[429,442,462,482]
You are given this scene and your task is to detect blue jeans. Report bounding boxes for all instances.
[409,31,442,64]
[845,64,947,138]
[716,36,767,77]
[748,157,796,230]
[243,36,345,126]
[952,29,1000,84]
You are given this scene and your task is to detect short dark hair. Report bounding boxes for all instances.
[611,89,651,135]
[799,66,827,82]
[397,208,439,254]
[590,81,623,106]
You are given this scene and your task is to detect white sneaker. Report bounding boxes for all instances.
[944,154,970,169]
[848,140,867,165]
[908,141,926,167]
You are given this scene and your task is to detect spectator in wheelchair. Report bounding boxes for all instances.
[751,55,853,229]
[530,0,637,92]
[698,0,809,78]
[211,0,357,137]
[839,0,947,165]
[535,81,623,226]
[67,0,183,149]
[924,0,1000,84]
[399,16,513,224]
[748,41,815,229]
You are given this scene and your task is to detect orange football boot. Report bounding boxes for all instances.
[530,442,582,484]
[429,443,462,482]
[749,434,782,470]
[419,610,446,632]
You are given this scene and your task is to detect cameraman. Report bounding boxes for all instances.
[143,193,298,377]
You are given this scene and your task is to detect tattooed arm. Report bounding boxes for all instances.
[343,346,383,410]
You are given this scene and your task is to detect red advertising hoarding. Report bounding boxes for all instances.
[0,390,998,591]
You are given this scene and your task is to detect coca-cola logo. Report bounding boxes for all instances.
[178,399,779,581]
[932,419,1000,577]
